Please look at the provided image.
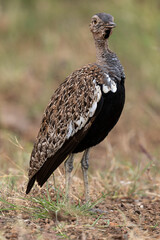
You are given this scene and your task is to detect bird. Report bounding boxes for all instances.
[26,13,125,202]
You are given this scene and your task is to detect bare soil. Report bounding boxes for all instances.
[0,196,160,240]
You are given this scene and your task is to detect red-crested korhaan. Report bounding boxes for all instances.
[26,13,125,201]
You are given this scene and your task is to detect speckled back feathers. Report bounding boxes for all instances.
[28,64,106,180]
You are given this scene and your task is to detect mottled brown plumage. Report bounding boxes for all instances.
[28,64,104,180]
[26,13,125,197]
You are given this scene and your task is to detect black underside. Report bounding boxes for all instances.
[73,80,125,153]
[26,80,125,194]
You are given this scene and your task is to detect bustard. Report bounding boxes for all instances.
[26,13,125,201]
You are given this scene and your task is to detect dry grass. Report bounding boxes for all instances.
[0,137,160,239]
[0,0,160,239]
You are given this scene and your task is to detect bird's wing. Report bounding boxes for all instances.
[26,64,108,194]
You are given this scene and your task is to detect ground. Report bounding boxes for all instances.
[0,184,160,239]
[0,140,160,239]
[0,1,160,239]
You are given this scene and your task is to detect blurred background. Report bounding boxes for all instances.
[0,0,160,193]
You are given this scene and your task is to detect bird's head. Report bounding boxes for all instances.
[90,13,116,40]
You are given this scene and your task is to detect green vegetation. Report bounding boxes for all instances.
[0,0,160,239]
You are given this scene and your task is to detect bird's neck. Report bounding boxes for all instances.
[95,39,110,66]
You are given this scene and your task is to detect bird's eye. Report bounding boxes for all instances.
[93,19,97,25]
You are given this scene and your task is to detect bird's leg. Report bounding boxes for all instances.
[81,150,108,213]
[81,148,90,202]
[64,154,74,201]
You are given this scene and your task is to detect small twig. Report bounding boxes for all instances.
[8,136,24,150]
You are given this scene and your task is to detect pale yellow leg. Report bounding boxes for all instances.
[64,154,74,201]
[81,149,90,202]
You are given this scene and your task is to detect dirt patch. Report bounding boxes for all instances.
[0,196,159,240]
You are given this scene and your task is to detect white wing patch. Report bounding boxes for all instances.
[89,101,97,117]
[66,79,102,140]
[102,73,117,94]
[102,85,110,93]
[76,116,86,128]
[66,121,73,139]
[110,80,117,93]
[66,116,88,140]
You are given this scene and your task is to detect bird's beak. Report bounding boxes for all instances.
[107,22,116,28]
